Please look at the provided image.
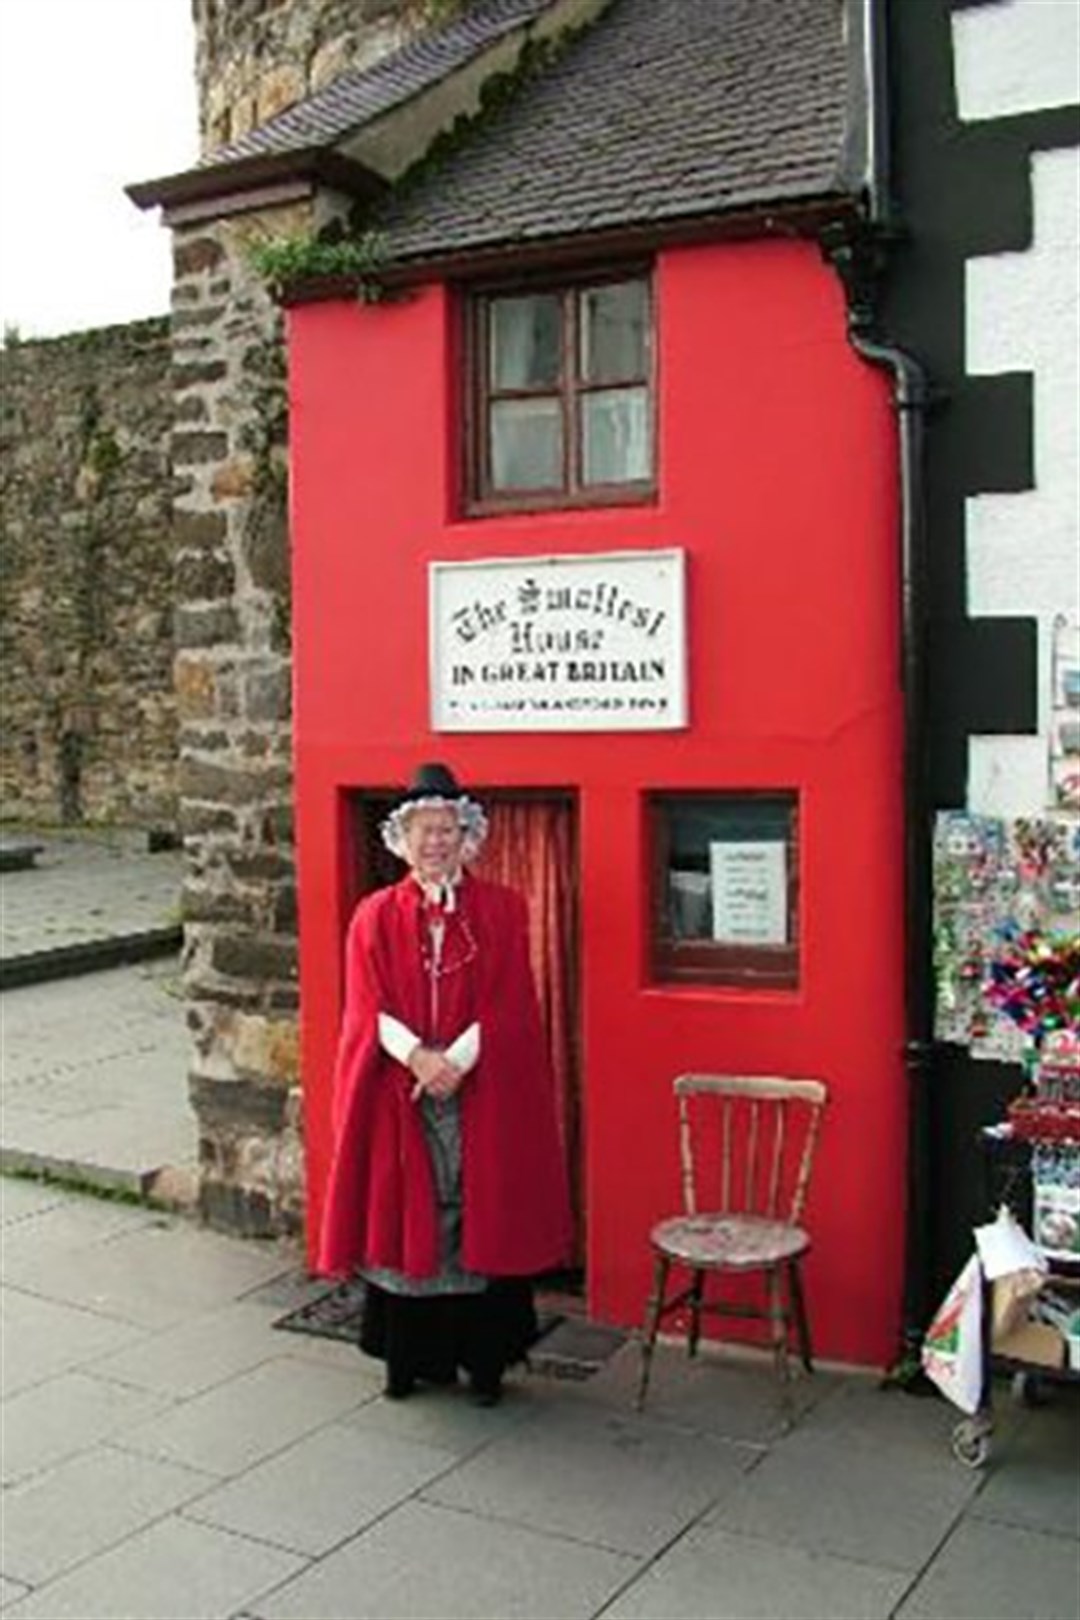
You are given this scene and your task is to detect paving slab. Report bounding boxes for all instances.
[1,1369,173,1487]
[0,1577,32,1610]
[1,1279,151,1400]
[0,831,181,968]
[580,1338,835,1443]
[968,1391,1080,1538]
[1,1513,304,1620]
[249,1496,641,1620]
[0,961,193,1194]
[115,1356,373,1478]
[182,1419,458,1556]
[603,1522,912,1620]
[895,1518,1080,1620]
[340,1368,553,1458]
[86,1299,371,1402]
[800,1372,986,1458]
[0,1177,71,1225]
[1,1216,292,1330]
[704,1420,981,1573]
[421,1402,755,1555]
[0,1443,216,1587]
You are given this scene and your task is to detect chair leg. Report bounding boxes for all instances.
[787,1259,814,1374]
[687,1269,705,1359]
[637,1252,670,1411]
[766,1266,790,1386]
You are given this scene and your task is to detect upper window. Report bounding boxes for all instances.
[467,273,655,512]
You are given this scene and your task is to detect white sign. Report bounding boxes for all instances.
[709,841,788,945]
[430,550,687,732]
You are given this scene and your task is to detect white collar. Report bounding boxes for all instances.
[413,869,463,912]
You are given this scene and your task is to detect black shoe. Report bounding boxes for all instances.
[427,1366,459,1387]
[470,1376,503,1408]
[384,1372,415,1400]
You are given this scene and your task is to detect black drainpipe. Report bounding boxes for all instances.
[820,0,937,1376]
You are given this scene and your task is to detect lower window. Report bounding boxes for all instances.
[649,791,800,988]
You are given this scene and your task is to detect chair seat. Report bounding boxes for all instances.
[651,1213,810,1270]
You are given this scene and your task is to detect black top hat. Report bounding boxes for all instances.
[397,762,463,806]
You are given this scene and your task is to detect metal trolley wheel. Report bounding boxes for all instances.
[951,1412,994,1470]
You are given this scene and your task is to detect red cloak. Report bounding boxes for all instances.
[318,873,572,1280]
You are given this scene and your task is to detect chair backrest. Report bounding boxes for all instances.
[673,1074,827,1224]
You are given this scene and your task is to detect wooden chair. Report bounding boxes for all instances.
[637,1074,828,1409]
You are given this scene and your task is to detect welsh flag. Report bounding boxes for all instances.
[921,1255,984,1414]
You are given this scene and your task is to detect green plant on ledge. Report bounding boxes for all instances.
[249,230,388,304]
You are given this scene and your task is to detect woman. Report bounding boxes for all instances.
[319,763,572,1403]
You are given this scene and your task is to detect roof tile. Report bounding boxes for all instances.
[203,0,557,166]
[376,0,852,261]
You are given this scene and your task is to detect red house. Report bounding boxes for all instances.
[143,0,908,1368]
[283,0,904,1368]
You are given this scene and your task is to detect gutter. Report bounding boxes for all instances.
[822,0,936,1374]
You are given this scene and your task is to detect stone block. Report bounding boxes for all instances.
[210,932,298,983]
[174,394,209,423]
[267,984,301,1012]
[256,62,305,125]
[172,430,229,465]
[191,1075,290,1132]
[183,968,264,1009]
[178,801,239,837]
[176,549,236,604]
[172,358,228,390]
[175,602,240,648]
[230,850,295,883]
[273,883,298,934]
[181,884,257,925]
[174,236,225,276]
[244,665,292,721]
[210,456,256,499]
[230,1012,300,1082]
[173,509,228,549]
[199,1177,275,1238]
[242,502,289,591]
[172,305,228,331]
[174,653,218,720]
[179,756,292,804]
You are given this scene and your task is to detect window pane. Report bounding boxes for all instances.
[490,397,563,490]
[653,794,799,984]
[581,387,651,485]
[490,294,562,390]
[579,279,648,383]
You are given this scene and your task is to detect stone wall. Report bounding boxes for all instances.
[0,319,177,826]
[194,0,423,154]
[170,205,309,1236]
[172,0,457,1237]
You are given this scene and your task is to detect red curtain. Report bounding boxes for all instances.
[476,799,582,1257]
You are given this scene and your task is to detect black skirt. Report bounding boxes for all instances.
[359,1277,539,1396]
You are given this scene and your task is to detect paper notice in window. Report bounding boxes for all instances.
[709,841,787,945]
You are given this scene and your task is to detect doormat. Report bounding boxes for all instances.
[272,1279,626,1380]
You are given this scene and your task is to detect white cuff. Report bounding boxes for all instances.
[378,1013,421,1068]
[445,1022,480,1075]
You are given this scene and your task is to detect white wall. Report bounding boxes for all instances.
[953,0,1080,816]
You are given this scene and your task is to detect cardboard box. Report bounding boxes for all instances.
[992,1318,1066,1368]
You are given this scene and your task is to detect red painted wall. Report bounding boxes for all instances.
[287,238,906,1368]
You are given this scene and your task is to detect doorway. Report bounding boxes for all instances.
[351,788,584,1266]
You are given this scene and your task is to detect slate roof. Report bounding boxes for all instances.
[376,0,856,264]
[204,0,557,167]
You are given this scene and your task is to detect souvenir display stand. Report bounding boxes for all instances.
[951,1023,1080,1469]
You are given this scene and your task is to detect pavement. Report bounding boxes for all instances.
[1,831,1078,1619]
[0,831,192,1198]
[0,830,182,990]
